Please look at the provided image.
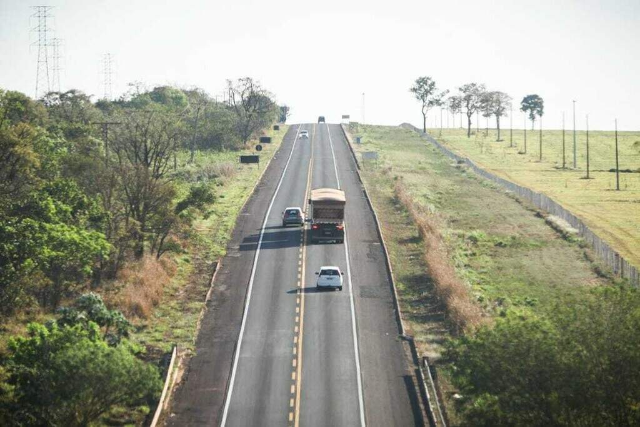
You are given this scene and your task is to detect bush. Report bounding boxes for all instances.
[446,286,640,426]
[0,322,161,426]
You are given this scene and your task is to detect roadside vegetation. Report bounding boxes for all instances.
[0,79,286,425]
[347,123,639,425]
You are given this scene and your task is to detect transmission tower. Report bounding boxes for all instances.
[31,6,54,99]
[101,53,114,100]
[51,38,63,93]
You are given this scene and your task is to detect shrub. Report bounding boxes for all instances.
[0,322,161,426]
[446,286,640,426]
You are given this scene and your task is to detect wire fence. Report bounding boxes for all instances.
[401,123,639,287]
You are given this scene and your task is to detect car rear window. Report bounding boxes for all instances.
[287,210,299,216]
[321,269,339,276]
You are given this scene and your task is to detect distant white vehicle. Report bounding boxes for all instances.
[299,130,309,138]
[315,266,344,291]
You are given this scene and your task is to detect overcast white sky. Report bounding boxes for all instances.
[1,0,639,130]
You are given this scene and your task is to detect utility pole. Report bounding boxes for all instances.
[523,113,527,153]
[102,53,114,100]
[509,105,513,147]
[539,115,543,161]
[361,92,365,125]
[92,121,122,166]
[562,112,566,169]
[585,114,590,179]
[614,119,620,191]
[439,107,443,136]
[573,99,578,169]
[51,38,63,93]
[31,6,54,98]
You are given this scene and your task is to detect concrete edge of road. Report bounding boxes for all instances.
[150,345,178,427]
[340,124,446,427]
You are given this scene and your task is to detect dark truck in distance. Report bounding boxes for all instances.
[308,188,345,243]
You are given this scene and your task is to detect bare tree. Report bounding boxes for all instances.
[410,76,448,133]
[227,77,277,146]
[448,96,462,129]
[458,83,486,138]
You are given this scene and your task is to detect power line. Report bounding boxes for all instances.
[31,6,54,99]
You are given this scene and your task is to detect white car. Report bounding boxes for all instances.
[315,266,344,291]
[299,130,309,138]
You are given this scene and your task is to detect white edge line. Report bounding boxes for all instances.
[326,123,341,190]
[220,124,302,426]
[327,123,366,427]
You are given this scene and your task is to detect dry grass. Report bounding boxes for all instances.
[111,256,177,319]
[393,180,485,333]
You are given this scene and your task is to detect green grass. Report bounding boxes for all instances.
[427,127,640,268]
[132,125,289,352]
[349,123,620,423]
[349,123,616,345]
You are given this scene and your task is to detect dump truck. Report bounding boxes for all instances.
[308,188,345,243]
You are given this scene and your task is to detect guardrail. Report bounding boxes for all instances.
[401,123,639,287]
[340,124,447,427]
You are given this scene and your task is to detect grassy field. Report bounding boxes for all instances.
[131,125,289,353]
[426,127,640,268]
[347,124,617,423]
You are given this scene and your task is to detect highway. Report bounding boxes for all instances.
[169,124,424,426]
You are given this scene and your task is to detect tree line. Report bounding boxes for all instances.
[0,77,281,424]
[0,77,280,314]
[410,77,543,142]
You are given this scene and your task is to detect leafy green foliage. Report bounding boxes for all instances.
[57,292,131,345]
[521,94,544,128]
[1,322,161,426]
[446,286,640,426]
[410,76,448,132]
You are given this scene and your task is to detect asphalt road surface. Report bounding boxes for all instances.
[169,124,424,426]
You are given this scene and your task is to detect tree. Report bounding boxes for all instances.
[448,96,462,128]
[520,94,544,131]
[480,91,512,141]
[0,124,42,202]
[2,322,161,426]
[0,89,48,128]
[57,292,131,345]
[409,76,448,133]
[110,108,183,258]
[446,286,640,426]
[0,181,110,309]
[279,105,291,123]
[458,83,486,138]
[227,77,277,146]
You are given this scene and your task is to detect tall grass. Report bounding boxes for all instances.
[393,179,484,333]
[112,256,177,319]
